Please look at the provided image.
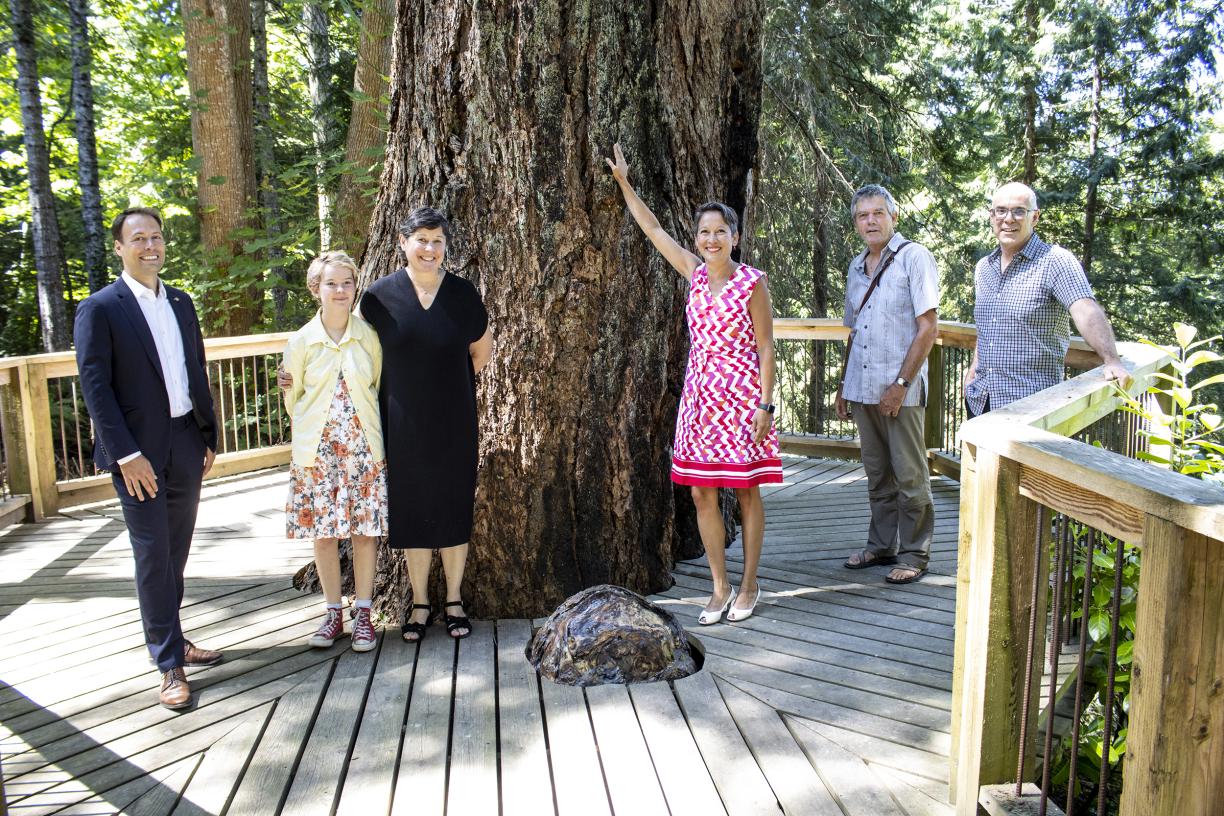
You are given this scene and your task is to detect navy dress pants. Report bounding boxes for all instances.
[112,415,206,673]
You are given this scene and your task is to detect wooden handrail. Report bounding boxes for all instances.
[950,340,1224,815]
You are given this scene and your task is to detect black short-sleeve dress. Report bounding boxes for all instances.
[360,270,488,549]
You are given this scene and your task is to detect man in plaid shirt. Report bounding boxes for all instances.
[965,182,1129,416]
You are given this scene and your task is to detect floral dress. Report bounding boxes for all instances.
[286,374,388,539]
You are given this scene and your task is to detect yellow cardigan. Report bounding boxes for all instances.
[283,312,384,468]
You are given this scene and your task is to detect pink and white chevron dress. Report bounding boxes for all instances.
[671,263,783,488]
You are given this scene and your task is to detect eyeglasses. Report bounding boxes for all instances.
[990,206,1033,220]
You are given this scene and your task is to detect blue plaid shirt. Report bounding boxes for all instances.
[966,233,1095,413]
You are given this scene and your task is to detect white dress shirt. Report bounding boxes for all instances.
[116,272,194,465]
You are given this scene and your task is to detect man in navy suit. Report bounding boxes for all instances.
[75,207,221,710]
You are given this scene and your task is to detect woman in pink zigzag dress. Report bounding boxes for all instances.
[607,143,782,626]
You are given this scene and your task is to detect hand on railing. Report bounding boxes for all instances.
[1101,359,1131,390]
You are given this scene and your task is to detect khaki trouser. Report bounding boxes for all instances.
[850,402,934,569]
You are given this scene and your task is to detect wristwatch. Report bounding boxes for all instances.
[757,403,776,414]
[894,376,910,388]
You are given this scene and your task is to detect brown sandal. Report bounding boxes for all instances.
[885,566,927,584]
[844,550,898,570]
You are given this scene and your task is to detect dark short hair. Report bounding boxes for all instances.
[110,207,164,241]
[693,202,739,236]
[397,206,453,244]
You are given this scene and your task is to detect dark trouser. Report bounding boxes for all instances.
[851,402,934,569]
[112,415,206,673]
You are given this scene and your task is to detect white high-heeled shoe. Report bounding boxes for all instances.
[698,590,736,625]
[727,586,761,622]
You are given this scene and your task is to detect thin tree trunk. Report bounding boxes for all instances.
[1082,46,1103,276]
[328,0,764,621]
[180,0,260,335]
[306,0,334,250]
[1022,0,1039,185]
[334,0,394,261]
[251,0,287,325]
[68,0,107,294]
[9,0,69,350]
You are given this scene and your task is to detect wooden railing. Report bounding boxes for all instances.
[0,333,292,522]
[0,319,1103,525]
[950,341,1224,815]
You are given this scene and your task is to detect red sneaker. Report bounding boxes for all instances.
[351,607,377,652]
[309,608,345,647]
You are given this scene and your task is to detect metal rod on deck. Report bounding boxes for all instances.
[55,378,68,480]
[1016,504,1046,796]
[71,379,85,479]
[1064,517,1075,645]
[1096,538,1126,816]
[1040,513,1069,814]
[1064,527,1097,816]
[241,357,251,451]
[227,359,238,452]
[214,361,228,455]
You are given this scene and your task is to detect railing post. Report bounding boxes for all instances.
[1121,516,1223,815]
[924,343,944,452]
[951,443,1047,814]
[12,361,58,520]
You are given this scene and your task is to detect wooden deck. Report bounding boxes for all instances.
[0,457,960,815]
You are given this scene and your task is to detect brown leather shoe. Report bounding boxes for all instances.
[159,667,192,709]
[183,640,223,667]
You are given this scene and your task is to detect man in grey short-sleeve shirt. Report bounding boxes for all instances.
[966,182,1128,415]
[836,185,939,584]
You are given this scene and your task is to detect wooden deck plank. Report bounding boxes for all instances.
[392,626,454,816]
[672,670,779,816]
[538,681,611,816]
[170,703,271,815]
[52,754,196,815]
[280,644,382,815]
[627,681,727,816]
[447,621,498,816]
[716,676,842,816]
[495,619,555,816]
[585,683,671,815]
[786,715,908,816]
[334,631,417,816]
[226,663,333,816]
[871,763,956,816]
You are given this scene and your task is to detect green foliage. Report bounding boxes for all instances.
[1116,322,1224,482]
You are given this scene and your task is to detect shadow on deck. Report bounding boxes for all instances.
[0,457,960,815]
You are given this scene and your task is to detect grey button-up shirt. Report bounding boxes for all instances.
[966,233,1095,413]
[841,233,940,406]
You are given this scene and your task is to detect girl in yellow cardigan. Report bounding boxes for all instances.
[283,251,387,651]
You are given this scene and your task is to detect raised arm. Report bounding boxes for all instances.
[606,143,701,280]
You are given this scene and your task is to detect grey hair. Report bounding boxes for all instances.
[994,181,1039,210]
[849,185,898,219]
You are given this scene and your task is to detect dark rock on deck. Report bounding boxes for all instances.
[526,584,698,686]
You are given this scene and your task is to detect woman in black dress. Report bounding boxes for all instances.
[359,207,493,640]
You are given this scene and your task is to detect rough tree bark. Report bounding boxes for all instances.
[180,0,260,334]
[9,0,70,350]
[68,0,107,294]
[251,0,287,324]
[305,0,335,249]
[297,0,763,620]
[1081,43,1103,276]
[334,0,395,261]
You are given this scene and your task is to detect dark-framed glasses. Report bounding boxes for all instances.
[990,206,1033,220]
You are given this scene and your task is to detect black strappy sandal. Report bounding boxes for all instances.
[443,601,471,639]
[402,603,432,642]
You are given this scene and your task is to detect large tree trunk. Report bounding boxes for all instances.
[68,0,107,294]
[306,0,335,250]
[332,0,763,621]
[9,0,70,351]
[181,0,260,335]
[251,0,288,325]
[334,0,394,262]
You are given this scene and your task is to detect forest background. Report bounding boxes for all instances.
[1,0,1221,355]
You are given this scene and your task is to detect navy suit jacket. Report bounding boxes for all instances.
[74,278,218,472]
